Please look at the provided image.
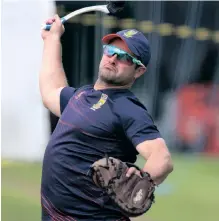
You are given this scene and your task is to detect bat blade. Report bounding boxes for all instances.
[41,1,125,31]
[41,5,109,31]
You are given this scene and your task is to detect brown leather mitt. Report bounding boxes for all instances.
[90,156,155,217]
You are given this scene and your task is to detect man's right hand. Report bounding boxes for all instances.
[41,14,65,41]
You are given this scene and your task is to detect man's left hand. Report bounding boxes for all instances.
[126,166,142,177]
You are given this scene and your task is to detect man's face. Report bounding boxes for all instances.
[98,38,145,86]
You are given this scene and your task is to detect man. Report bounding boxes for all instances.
[40,15,173,221]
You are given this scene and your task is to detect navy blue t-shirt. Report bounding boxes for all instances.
[41,85,161,221]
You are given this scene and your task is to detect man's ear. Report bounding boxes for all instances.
[134,66,147,79]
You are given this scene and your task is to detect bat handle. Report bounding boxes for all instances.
[41,17,66,31]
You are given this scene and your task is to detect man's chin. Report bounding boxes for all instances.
[99,72,115,81]
[98,71,126,86]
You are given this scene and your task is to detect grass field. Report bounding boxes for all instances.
[2,154,219,221]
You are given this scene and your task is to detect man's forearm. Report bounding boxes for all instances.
[142,151,173,185]
[39,36,68,101]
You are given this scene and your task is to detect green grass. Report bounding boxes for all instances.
[2,155,219,221]
[136,155,219,221]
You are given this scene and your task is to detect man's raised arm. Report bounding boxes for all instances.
[39,15,68,117]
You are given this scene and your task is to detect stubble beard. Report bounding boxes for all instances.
[98,69,132,86]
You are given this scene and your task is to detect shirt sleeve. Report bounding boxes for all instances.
[117,98,162,147]
[60,87,77,113]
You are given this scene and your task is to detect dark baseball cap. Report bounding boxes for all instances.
[102,29,151,67]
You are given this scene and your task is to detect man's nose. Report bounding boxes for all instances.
[109,54,117,64]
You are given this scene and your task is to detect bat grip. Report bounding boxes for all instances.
[42,17,66,31]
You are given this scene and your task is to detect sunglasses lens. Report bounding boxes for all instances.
[117,54,133,65]
[103,45,137,66]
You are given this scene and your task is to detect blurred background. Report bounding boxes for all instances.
[1,1,219,221]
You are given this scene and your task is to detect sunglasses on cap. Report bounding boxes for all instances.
[103,44,144,67]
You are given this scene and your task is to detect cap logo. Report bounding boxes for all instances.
[123,30,138,38]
